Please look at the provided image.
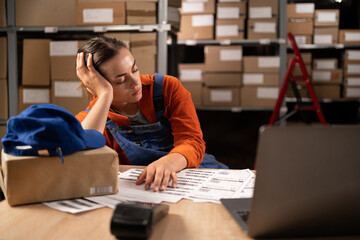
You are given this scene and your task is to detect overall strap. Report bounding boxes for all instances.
[153,73,165,121]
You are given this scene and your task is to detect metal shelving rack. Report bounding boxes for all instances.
[4,0,169,118]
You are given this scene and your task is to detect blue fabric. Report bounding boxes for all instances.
[107,73,228,169]
[1,104,106,162]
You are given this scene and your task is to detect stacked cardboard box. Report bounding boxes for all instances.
[287,3,315,45]
[247,0,278,39]
[126,1,157,25]
[50,40,91,115]
[203,45,242,106]
[0,0,6,27]
[339,30,360,44]
[178,0,215,40]
[343,50,360,99]
[313,9,339,45]
[0,36,7,120]
[20,39,51,113]
[215,1,246,40]
[130,32,157,75]
[242,56,280,107]
[178,64,204,106]
[312,58,341,99]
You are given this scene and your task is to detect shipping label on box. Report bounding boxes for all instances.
[243,56,280,73]
[312,69,343,84]
[18,87,50,113]
[216,19,244,40]
[180,0,215,15]
[313,58,337,70]
[292,35,313,45]
[203,87,240,106]
[287,3,315,18]
[240,86,277,107]
[178,14,214,40]
[247,19,277,39]
[345,77,360,87]
[179,63,204,82]
[242,73,279,86]
[313,27,338,44]
[217,2,247,19]
[204,45,242,72]
[339,30,360,44]
[345,50,360,61]
[315,9,339,27]
[204,73,241,87]
[344,87,360,98]
[248,0,278,19]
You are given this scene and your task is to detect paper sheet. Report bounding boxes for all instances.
[43,198,105,214]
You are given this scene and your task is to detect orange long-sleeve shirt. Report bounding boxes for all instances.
[76,74,205,168]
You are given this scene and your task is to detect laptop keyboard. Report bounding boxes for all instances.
[235,210,250,224]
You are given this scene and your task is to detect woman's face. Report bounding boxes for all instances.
[100,48,142,106]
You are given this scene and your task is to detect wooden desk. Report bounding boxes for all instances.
[0,166,249,240]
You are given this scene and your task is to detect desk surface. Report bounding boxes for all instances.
[0,166,248,240]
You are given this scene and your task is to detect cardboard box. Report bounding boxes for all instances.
[204,73,241,87]
[169,0,181,8]
[344,60,360,77]
[344,86,360,99]
[312,69,343,84]
[312,84,341,99]
[242,73,279,86]
[216,2,247,20]
[286,82,308,98]
[292,63,312,77]
[287,18,314,35]
[130,32,157,55]
[0,126,6,160]
[22,39,51,87]
[0,79,8,120]
[203,87,240,106]
[78,0,158,2]
[126,2,156,25]
[287,3,315,19]
[216,19,244,40]
[0,37,6,79]
[344,50,360,61]
[243,56,280,73]
[18,87,50,113]
[178,14,214,40]
[51,80,91,115]
[132,54,156,75]
[76,2,126,26]
[178,63,204,82]
[241,86,278,107]
[339,30,360,44]
[287,52,312,64]
[181,82,203,106]
[313,58,338,70]
[247,19,277,39]
[16,0,77,27]
[292,35,313,45]
[180,0,215,15]
[204,45,242,72]
[345,77,360,87]
[0,0,6,27]
[248,0,278,19]
[313,27,339,44]
[0,146,119,206]
[314,9,339,27]
[104,32,130,48]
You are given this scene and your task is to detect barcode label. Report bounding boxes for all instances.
[90,186,113,195]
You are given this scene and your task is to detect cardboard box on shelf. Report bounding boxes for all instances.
[242,73,279,86]
[286,82,308,98]
[204,73,241,87]
[313,27,339,44]
[0,0,6,27]
[76,2,126,26]
[204,45,242,72]
[311,69,343,84]
[203,86,240,106]
[51,80,91,115]
[180,0,215,15]
[0,146,119,206]
[178,14,214,40]
[292,63,312,77]
[22,39,51,87]
[18,87,50,113]
[243,56,280,73]
[292,35,313,45]
[339,30,360,44]
[287,18,314,35]
[16,0,77,27]
[104,32,130,48]
[248,0,278,19]
[287,52,312,64]
[216,2,247,20]
[132,53,156,75]
[313,58,338,70]
[287,3,315,19]
[240,86,278,107]
[181,82,203,106]
[345,77,360,87]
[247,19,277,39]
[215,19,244,40]
[126,1,156,25]
[0,79,8,120]
[344,50,360,61]
[178,63,204,82]
[169,0,181,8]
[344,60,360,77]
[312,84,341,99]
[78,0,158,2]
[130,32,157,55]
[344,86,360,99]
[314,9,339,27]
[0,37,6,79]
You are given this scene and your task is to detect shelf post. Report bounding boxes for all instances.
[157,0,168,75]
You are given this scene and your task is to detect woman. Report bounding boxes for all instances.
[75,36,227,192]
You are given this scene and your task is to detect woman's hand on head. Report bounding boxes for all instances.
[76,52,113,99]
[135,153,188,192]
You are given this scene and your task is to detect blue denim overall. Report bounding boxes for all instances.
[105,73,228,169]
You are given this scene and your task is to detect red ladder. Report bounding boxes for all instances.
[269,33,327,125]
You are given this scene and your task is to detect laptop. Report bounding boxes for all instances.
[221,125,360,238]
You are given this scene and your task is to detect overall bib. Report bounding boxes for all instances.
[106,73,228,169]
